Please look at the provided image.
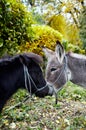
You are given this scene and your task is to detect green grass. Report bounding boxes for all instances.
[59,82,86,101]
[0,82,86,130]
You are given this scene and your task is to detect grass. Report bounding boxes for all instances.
[0,82,86,130]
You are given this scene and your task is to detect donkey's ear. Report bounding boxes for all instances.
[55,41,65,63]
[43,48,54,59]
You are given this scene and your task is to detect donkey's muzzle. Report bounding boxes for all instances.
[48,85,58,104]
[48,85,54,96]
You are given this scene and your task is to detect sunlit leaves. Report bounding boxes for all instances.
[66,24,81,45]
[48,14,68,39]
[64,2,74,13]
[20,25,63,55]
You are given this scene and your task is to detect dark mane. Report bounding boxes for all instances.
[24,53,43,63]
[0,53,43,67]
[0,54,20,66]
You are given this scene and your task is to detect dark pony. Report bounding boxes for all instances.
[0,53,54,112]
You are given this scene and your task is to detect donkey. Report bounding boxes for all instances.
[0,53,54,112]
[43,41,86,93]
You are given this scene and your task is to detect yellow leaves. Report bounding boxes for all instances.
[64,2,74,13]
[20,25,63,55]
[48,14,81,50]
[3,119,9,126]
[48,15,68,39]
[78,0,84,3]
[66,24,81,46]
[32,25,62,41]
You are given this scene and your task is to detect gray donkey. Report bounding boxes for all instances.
[43,41,86,94]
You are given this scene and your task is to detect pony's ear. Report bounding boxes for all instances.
[55,41,65,63]
[19,54,31,65]
[43,48,54,60]
[20,53,43,65]
[26,53,43,64]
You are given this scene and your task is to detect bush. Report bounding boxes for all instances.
[79,6,86,52]
[0,0,34,56]
[20,25,63,55]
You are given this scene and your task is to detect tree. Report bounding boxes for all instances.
[48,14,68,39]
[79,6,86,52]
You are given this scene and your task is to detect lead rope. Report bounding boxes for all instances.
[23,64,49,95]
[51,66,65,104]
[23,64,32,98]
[5,64,49,112]
[5,64,34,112]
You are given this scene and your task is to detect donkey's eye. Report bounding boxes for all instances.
[51,68,57,72]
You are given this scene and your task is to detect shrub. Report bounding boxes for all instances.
[20,25,63,55]
[0,0,34,56]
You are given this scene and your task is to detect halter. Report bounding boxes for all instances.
[5,63,49,112]
[23,64,48,96]
[22,56,69,103]
[52,56,68,85]
[47,56,69,104]
[50,56,68,93]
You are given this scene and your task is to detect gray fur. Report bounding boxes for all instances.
[43,43,86,92]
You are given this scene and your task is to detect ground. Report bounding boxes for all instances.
[0,82,86,130]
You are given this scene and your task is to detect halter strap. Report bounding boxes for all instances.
[23,64,48,95]
[49,55,68,93]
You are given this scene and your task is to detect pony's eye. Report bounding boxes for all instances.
[51,68,57,72]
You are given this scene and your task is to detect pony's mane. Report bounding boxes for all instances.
[0,53,43,66]
[0,54,19,66]
[24,53,43,63]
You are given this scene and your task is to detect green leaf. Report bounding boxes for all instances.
[0,39,3,47]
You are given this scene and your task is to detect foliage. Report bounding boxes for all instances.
[66,24,81,46]
[79,6,86,52]
[62,40,83,54]
[48,15,68,39]
[48,14,83,53]
[0,82,86,129]
[21,0,86,54]
[0,0,34,56]
[20,25,63,55]
[22,0,85,26]
[0,0,85,57]
[32,12,45,25]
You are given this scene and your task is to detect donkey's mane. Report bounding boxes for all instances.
[67,52,86,68]
[68,52,86,60]
[0,53,43,66]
